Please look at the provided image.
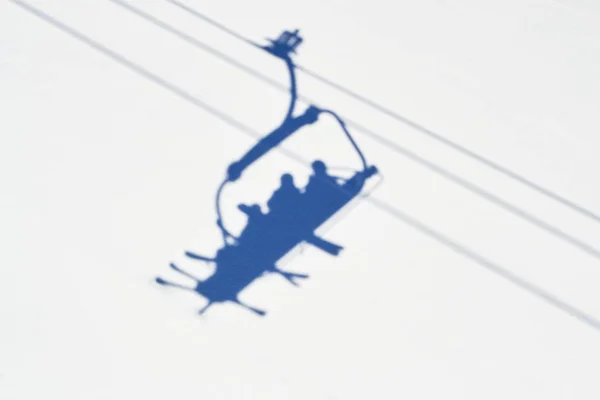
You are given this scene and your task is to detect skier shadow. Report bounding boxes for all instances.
[156,160,378,316]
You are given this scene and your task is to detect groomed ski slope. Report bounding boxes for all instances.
[2,0,600,399]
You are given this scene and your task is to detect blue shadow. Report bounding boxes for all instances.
[156,30,379,316]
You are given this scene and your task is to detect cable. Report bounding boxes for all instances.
[12,0,600,332]
[167,0,600,226]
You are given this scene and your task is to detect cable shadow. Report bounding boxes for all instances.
[165,0,600,226]
[110,0,600,261]
[12,0,600,331]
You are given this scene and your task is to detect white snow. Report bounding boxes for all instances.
[2,0,600,399]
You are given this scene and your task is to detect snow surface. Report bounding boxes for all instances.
[2,0,600,399]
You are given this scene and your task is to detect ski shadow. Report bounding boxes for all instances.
[157,161,379,316]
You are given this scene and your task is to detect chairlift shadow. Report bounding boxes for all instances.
[156,29,380,316]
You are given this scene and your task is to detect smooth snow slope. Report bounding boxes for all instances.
[1,0,600,399]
